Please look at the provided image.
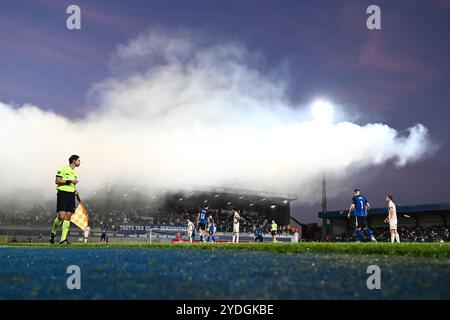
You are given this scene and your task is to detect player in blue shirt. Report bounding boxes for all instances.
[347,189,377,242]
[100,225,109,243]
[197,203,209,243]
[207,214,216,243]
[254,227,263,243]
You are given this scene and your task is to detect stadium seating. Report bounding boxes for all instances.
[333,225,449,242]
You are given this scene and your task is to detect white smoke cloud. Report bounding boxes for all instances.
[0,31,436,203]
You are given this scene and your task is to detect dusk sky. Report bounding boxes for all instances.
[1,0,449,223]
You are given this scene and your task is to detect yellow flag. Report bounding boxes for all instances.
[70,203,89,230]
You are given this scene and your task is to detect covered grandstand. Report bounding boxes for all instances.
[78,185,298,228]
[156,186,297,225]
[0,186,298,243]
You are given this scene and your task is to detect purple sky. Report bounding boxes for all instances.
[1,0,449,222]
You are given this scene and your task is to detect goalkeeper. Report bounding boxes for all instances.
[49,155,81,244]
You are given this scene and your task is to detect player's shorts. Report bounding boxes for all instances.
[199,223,206,231]
[355,216,368,229]
[271,230,277,236]
[56,190,76,213]
[389,220,397,230]
[233,224,239,234]
[208,228,215,235]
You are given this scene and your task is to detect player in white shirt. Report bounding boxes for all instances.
[384,195,400,243]
[83,226,90,243]
[187,219,195,243]
[232,209,240,243]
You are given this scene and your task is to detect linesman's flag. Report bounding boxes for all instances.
[71,202,89,230]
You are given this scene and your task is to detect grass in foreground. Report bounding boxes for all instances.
[1,242,449,257]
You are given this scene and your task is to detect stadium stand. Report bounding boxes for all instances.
[334,225,449,242]
[0,186,298,242]
[2,189,448,243]
[320,203,450,242]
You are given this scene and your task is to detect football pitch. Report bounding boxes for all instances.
[1,243,449,300]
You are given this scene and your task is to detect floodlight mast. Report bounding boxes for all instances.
[321,173,328,241]
[322,173,327,213]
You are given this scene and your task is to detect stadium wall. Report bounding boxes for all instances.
[416,214,446,226]
[330,219,347,235]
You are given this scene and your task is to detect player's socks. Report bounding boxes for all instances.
[236,236,239,243]
[232,236,235,243]
[364,228,373,239]
[396,234,400,243]
[365,228,377,242]
[49,232,55,244]
[207,236,210,242]
[391,235,395,243]
[60,220,71,242]
[356,230,363,242]
[51,218,62,234]
[212,236,215,243]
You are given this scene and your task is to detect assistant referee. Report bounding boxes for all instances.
[49,155,81,244]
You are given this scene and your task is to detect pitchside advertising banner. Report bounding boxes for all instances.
[69,224,188,239]
[68,224,295,242]
[118,224,187,233]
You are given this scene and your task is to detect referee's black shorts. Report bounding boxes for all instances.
[56,190,76,213]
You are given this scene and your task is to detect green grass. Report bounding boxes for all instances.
[2,242,450,257]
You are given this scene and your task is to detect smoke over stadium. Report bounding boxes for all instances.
[0,31,435,203]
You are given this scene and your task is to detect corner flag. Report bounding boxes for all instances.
[70,201,89,230]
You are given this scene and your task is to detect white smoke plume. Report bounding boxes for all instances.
[0,31,435,204]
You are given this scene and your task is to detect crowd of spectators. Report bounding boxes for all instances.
[1,194,447,243]
[334,225,449,242]
[0,199,297,235]
[0,203,54,227]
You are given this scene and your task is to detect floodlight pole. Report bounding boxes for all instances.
[321,173,327,241]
